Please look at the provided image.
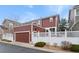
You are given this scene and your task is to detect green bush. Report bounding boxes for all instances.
[35,42,46,47]
[1,39,12,42]
[70,44,79,52]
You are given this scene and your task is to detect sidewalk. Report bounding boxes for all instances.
[0,40,73,53]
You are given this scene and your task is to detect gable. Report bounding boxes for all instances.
[2,19,21,27]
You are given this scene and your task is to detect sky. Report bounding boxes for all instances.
[0,5,74,24]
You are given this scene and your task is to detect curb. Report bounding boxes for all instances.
[0,41,73,53]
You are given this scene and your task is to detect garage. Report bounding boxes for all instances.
[15,32,30,43]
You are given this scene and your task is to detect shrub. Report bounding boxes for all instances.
[61,41,72,50]
[1,39,12,42]
[35,42,46,47]
[70,44,79,52]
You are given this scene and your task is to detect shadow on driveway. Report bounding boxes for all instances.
[0,42,50,53]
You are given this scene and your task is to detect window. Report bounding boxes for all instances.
[76,8,79,16]
[50,28,55,32]
[32,21,37,25]
[49,17,53,22]
[38,20,41,26]
[9,23,13,30]
[45,30,48,32]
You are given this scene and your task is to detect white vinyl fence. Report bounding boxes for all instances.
[2,33,13,41]
[32,31,79,46]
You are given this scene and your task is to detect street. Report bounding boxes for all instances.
[0,42,50,53]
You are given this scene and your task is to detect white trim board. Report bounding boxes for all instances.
[14,31,30,33]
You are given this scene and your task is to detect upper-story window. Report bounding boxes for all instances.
[38,20,41,26]
[49,17,53,22]
[32,21,37,25]
[9,23,13,30]
[76,8,79,16]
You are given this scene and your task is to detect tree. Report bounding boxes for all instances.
[59,18,67,31]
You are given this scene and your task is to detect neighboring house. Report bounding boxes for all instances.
[0,19,21,41]
[14,15,60,43]
[69,5,79,31]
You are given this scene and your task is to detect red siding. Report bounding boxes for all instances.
[14,25,31,42]
[14,25,31,32]
[42,16,57,28]
[13,15,60,43]
[33,25,45,32]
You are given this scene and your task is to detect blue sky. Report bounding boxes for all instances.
[0,5,73,24]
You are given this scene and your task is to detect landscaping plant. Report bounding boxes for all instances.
[35,42,46,47]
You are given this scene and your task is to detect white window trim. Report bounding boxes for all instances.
[76,8,79,16]
[32,21,37,26]
[9,23,13,29]
[38,20,41,26]
[49,17,53,22]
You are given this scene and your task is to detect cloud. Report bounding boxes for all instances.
[19,11,40,23]
[24,5,34,8]
[28,5,33,8]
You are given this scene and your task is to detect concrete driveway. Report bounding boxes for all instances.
[0,42,50,53]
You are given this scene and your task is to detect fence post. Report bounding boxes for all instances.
[65,29,67,40]
[49,31,51,41]
[55,27,57,37]
[38,31,39,39]
[32,32,33,41]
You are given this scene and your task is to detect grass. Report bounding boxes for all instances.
[70,44,79,52]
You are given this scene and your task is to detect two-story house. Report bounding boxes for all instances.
[69,5,79,31]
[14,15,60,43]
[0,19,21,41]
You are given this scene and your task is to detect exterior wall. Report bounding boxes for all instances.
[69,6,79,30]
[33,25,45,32]
[42,16,57,28]
[2,20,21,33]
[14,25,31,42]
[2,33,13,41]
[72,22,79,31]
[75,16,79,23]
[3,20,21,27]
[13,15,60,43]
[14,24,45,42]
[22,15,60,29]
[0,28,3,39]
[0,27,3,34]
[69,9,75,27]
[14,25,31,32]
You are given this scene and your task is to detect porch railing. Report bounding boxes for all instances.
[32,31,79,37]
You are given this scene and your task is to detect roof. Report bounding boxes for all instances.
[2,19,21,24]
[73,5,79,9]
[23,14,60,25]
[0,25,8,29]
